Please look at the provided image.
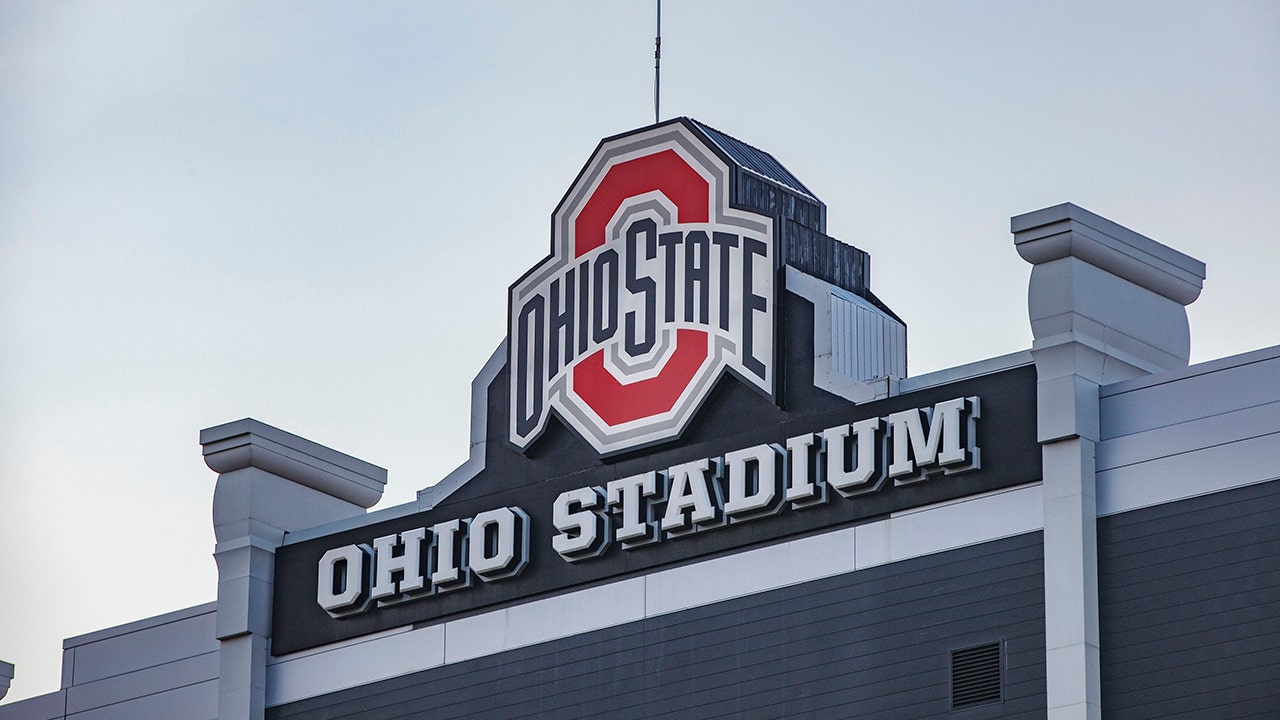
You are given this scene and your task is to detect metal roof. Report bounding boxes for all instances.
[688,118,817,201]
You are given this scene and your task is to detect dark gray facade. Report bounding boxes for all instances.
[1099,480,1280,718]
[268,532,1046,720]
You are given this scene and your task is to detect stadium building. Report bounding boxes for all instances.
[1,118,1276,720]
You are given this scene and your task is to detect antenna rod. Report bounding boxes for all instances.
[654,0,661,124]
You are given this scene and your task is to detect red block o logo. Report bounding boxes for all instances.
[509,122,775,455]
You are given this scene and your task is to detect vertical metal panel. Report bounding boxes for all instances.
[830,290,907,382]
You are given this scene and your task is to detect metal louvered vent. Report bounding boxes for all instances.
[951,642,1003,710]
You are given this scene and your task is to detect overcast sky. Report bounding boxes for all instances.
[2,1,1277,704]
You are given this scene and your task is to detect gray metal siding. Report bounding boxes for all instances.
[267,532,1045,719]
[830,290,907,381]
[1098,479,1280,719]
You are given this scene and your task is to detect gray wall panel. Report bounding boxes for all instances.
[67,610,217,685]
[64,652,218,715]
[0,691,67,720]
[268,532,1045,720]
[64,679,217,720]
[1099,350,1280,440]
[1099,479,1280,719]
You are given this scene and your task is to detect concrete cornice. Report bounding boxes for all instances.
[1012,203,1205,306]
[200,418,386,509]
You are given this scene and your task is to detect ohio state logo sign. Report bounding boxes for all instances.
[509,122,776,455]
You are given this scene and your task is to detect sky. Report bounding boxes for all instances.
[1,0,1277,704]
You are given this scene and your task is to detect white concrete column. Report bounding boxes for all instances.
[202,419,386,720]
[1014,203,1204,719]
